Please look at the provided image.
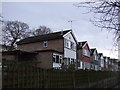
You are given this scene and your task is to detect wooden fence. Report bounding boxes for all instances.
[2,60,120,88]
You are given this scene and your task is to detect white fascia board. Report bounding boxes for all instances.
[63,31,71,37]
[82,42,87,48]
[63,30,78,44]
[82,42,90,52]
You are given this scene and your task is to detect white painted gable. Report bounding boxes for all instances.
[63,31,76,43]
[63,31,77,59]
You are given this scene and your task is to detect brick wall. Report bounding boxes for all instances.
[17,39,64,52]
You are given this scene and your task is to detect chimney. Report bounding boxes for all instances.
[60,29,63,35]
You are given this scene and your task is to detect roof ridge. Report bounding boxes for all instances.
[20,29,71,39]
[17,29,71,45]
[78,41,87,43]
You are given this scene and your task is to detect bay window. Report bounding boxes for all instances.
[53,54,62,64]
[83,49,90,57]
[64,39,76,51]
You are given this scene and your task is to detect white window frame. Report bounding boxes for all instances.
[53,53,62,64]
[64,39,76,51]
[82,49,90,57]
[43,41,48,48]
[70,58,74,64]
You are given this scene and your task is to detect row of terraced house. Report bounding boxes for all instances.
[2,30,120,71]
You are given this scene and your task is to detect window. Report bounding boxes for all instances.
[53,55,56,62]
[67,58,70,65]
[94,51,98,60]
[67,40,70,48]
[64,39,76,50]
[83,49,90,57]
[64,39,69,48]
[70,59,75,64]
[59,56,62,64]
[64,39,67,47]
[71,42,75,50]
[53,54,62,64]
[43,41,48,47]
[94,55,97,60]
[56,55,59,63]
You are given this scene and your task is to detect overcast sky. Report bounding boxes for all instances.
[2,2,118,59]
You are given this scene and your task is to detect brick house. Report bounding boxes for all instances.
[77,41,91,70]
[14,30,77,69]
[90,48,99,71]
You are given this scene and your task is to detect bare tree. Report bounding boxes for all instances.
[32,25,52,36]
[2,21,30,50]
[0,14,3,23]
[0,14,3,46]
[74,1,120,42]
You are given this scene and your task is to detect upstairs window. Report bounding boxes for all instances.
[83,49,90,57]
[64,39,67,47]
[94,55,98,60]
[94,51,98,60]
[71,42,74,50]
[64,39,76,51]
[64,39,69,48]
[43,41,48,48]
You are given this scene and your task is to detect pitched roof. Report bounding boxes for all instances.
[98,53,103,56]
[103,56,106,59]
[90,48,96,55]
[78,41,87,49]
[17,30,71,45]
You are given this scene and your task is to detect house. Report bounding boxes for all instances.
[98,53,104,71]
[107,57,112,71]
[15,30,77,69]
[103,57,109,71]
[110,58,115,71]
[77,41,91,70]
[110,58,119,71]
[2,28,118,71]
[103,57,106,71]
[90,48,99,71]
